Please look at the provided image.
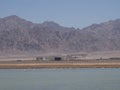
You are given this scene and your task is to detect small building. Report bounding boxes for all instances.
[36,55,65,61]
[36,57,46,61]
[48,56,63,61]
[66,53,87,60]
[54,57,62,61]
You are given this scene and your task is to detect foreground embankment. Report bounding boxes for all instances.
[0,61,120,69]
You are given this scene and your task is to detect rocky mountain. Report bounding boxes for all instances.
[0,15,120,54]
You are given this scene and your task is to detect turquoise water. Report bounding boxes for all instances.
[0,68,120,90]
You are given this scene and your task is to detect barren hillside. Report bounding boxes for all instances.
[0,15,120,54]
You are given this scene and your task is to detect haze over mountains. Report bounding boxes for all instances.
[0,15,120,54]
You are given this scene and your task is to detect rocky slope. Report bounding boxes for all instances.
[0,15,120,53]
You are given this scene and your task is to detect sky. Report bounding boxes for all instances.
[0,0,120,29]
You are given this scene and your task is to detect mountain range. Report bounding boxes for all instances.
[0,15,120,54]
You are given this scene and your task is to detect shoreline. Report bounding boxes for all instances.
[0,62,120,69]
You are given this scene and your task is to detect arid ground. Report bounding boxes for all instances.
[0,60,120,69]
[0,51,120,69]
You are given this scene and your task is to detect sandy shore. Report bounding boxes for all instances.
[0,62,120,69]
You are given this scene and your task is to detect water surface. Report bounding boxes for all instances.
[0,68,120,90]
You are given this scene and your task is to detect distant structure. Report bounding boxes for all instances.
[36,57,46,61]
[54,57,62,61]
[66,54,87,60]
[35,53,87,61]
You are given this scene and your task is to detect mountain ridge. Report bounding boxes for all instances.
[0,15,120,54]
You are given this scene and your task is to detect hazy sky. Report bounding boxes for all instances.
[0,0,120,28]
